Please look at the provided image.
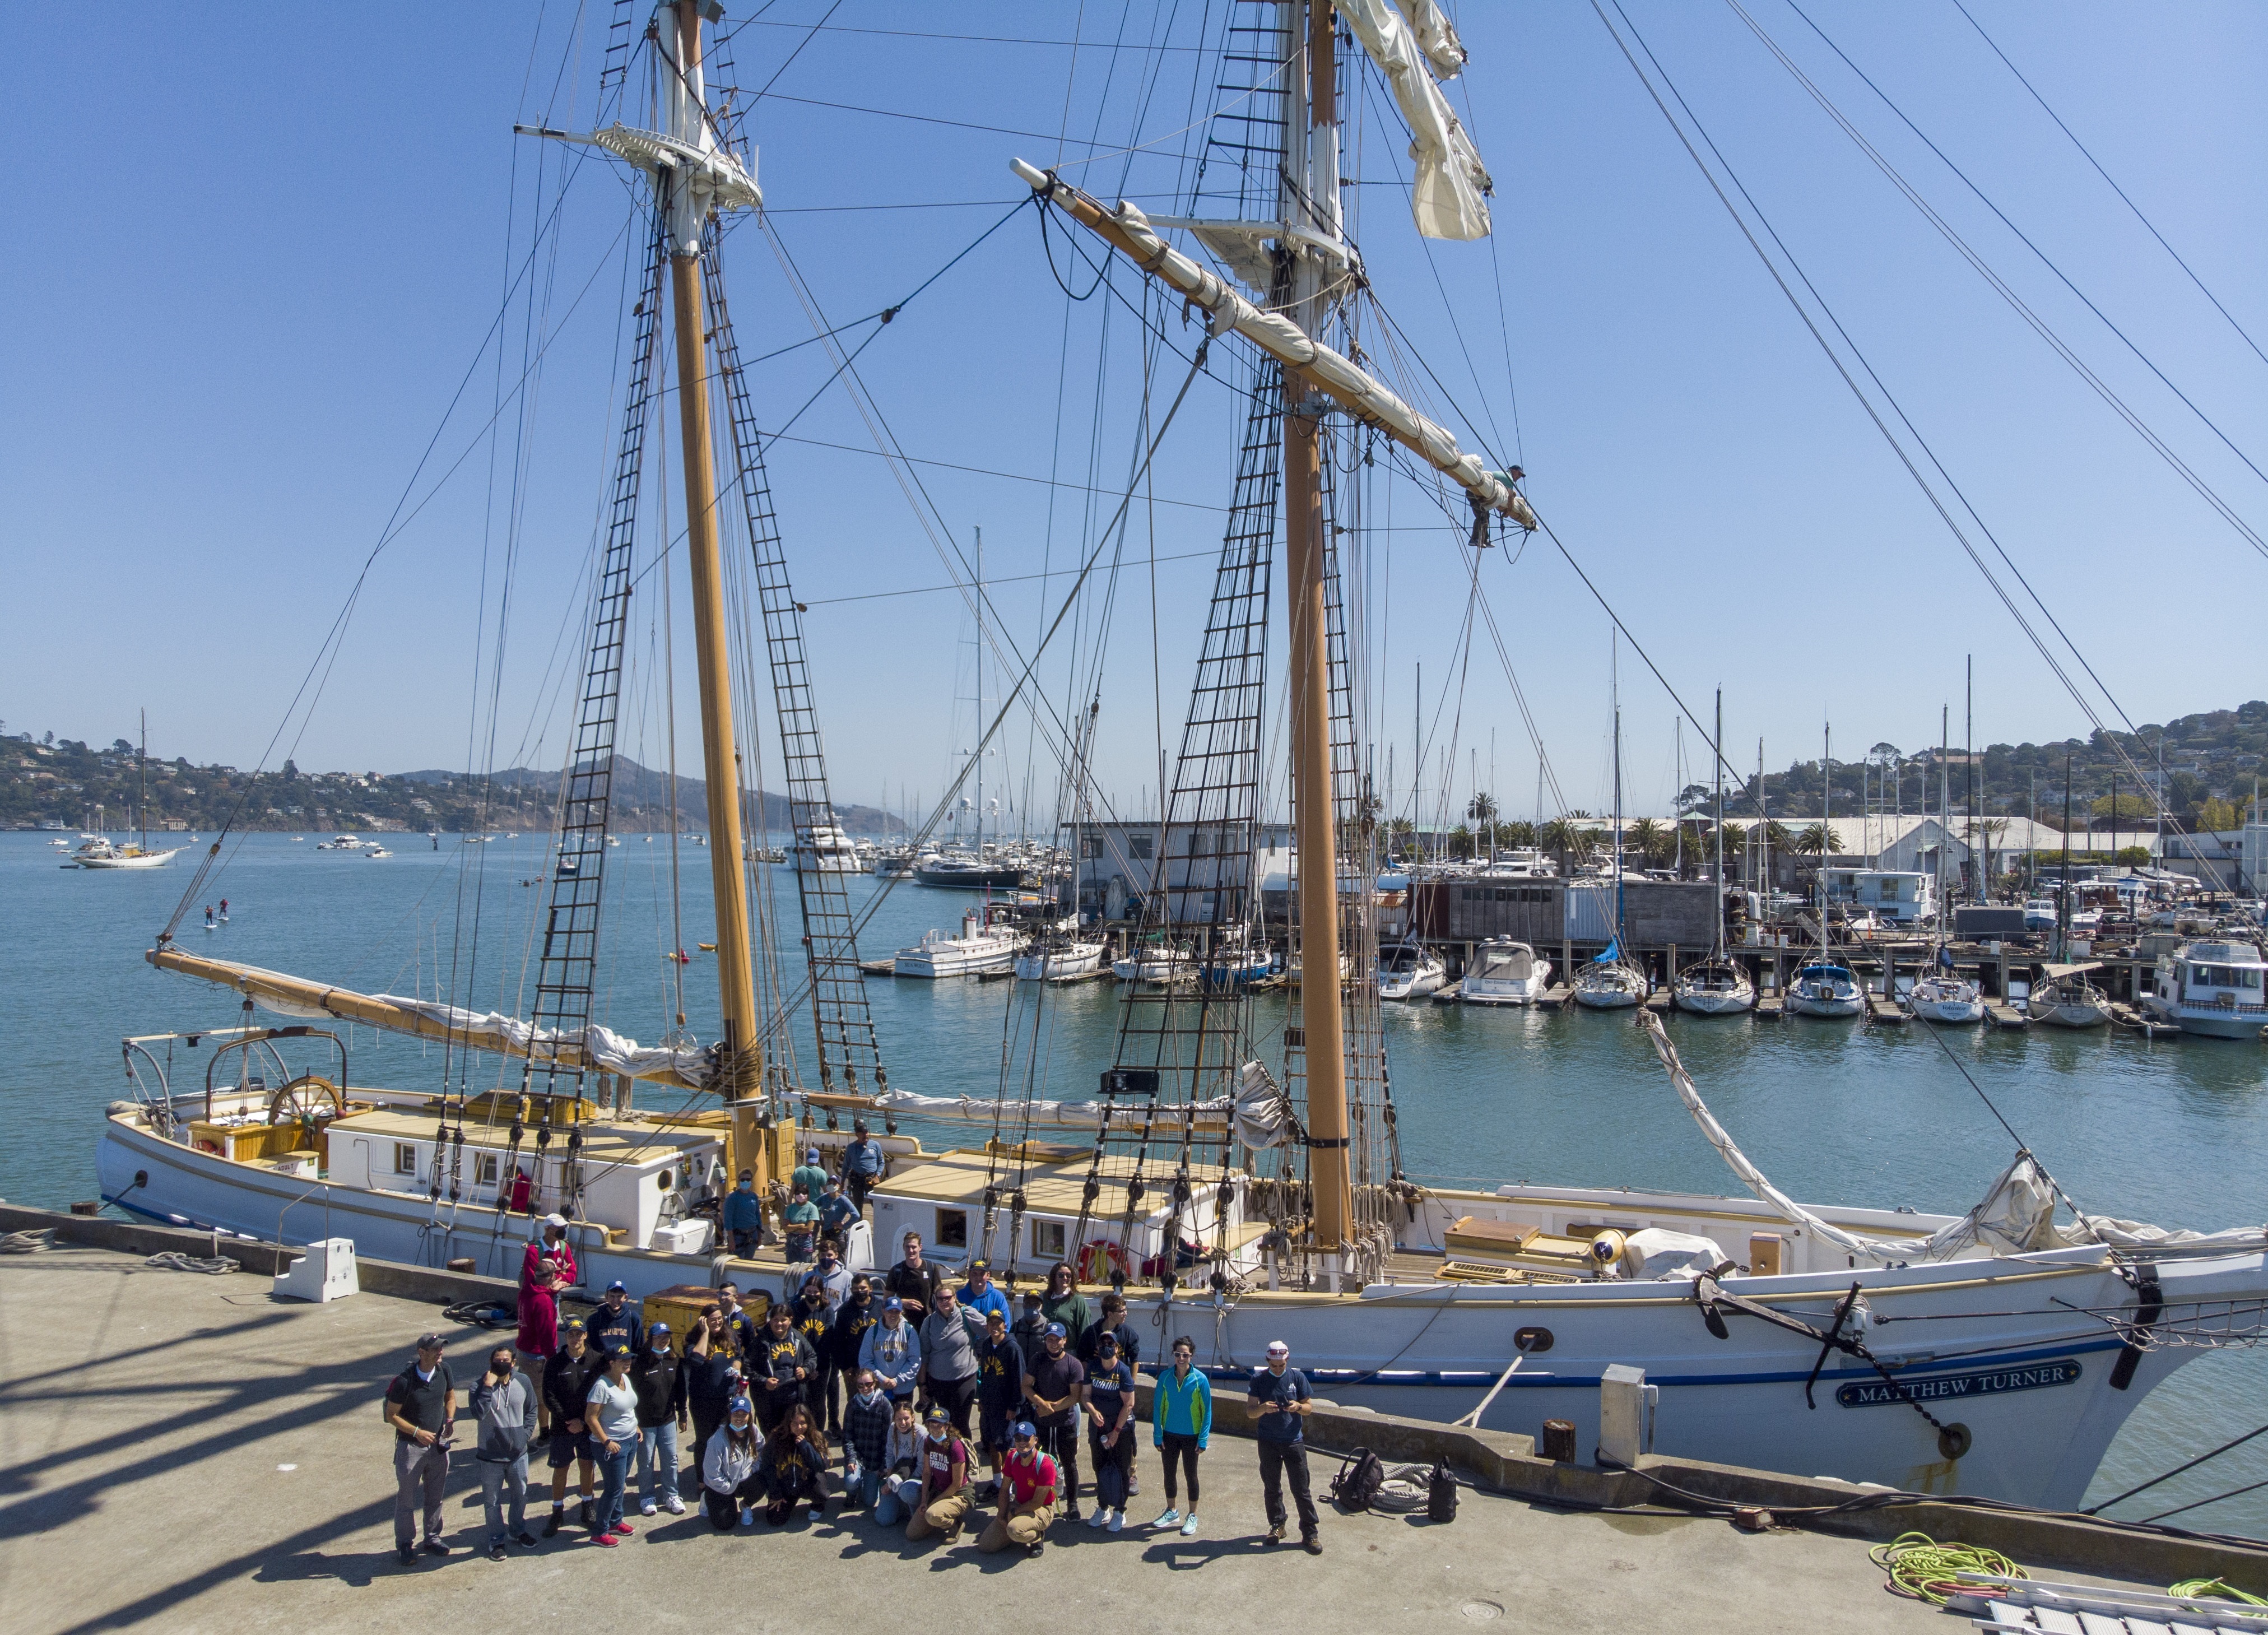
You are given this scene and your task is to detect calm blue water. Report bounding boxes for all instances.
[5,830,2262,1534]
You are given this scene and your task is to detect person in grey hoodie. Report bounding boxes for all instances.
[470,1343,539,1560]
[917,1285,986,1437]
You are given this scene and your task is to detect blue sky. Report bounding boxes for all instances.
[4,2,2262,829]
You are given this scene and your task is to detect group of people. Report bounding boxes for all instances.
[387,1200,1326,1564]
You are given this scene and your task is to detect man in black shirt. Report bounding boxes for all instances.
[1075,1290,1144,1497]
[1022,1322,1086,1524]
[586,1280,642,1358]
[973,1307,1026,1497]
[384,1332,457,1566]
[1009,1290,1048,1369]
[750,1300,817,1433]
[884,1231,944,1322]
[541,1318,602,1535]
[1247,1339,1320,1553]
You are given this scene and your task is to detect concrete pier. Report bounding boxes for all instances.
[0,1244,1987,1634]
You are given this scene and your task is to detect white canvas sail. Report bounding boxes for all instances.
[1336,0,1492,240]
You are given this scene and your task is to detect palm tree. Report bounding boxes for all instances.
[1789,822,1830,856]
[1627,817,1666,869]
[1496,818,1538,851]
[1539,814,1591,866]
[1448,823,1476,860]
[1386,815,1416,862]
[1466,792,1499,857]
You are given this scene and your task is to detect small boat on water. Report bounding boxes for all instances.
[1377,940,1447,1001]
[1461,938,1552,1006]
[914,847,1025,890]
[1672,958,1754,1015]
[2030,962,2112,1029]
[1572,955,1647,1009]
[895,903,1022,978]
[1112,941,1194,984]
[1786,962,1863,1018]
[1907,969,1986,1024]
[2142,939,2267,1039]
[1013,919,1105,981]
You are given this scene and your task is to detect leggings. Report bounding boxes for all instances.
[1159,1432,1201,1507]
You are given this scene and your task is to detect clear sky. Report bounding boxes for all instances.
[4,2,2262,830]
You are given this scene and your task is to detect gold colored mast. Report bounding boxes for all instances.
[1287,0,1351,1261]
[664,0,759,1100]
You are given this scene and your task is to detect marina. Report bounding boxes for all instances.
[8,0,2268,1617]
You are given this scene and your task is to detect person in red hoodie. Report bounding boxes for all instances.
[519,1214,575,1437]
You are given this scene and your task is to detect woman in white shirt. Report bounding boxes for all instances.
[584,1346,642,1545]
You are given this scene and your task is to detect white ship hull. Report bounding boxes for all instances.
[73,849,182,870]
[1014,942,1105,981]
[895,939,1017,977]
[1907,978,1986,1025]
[1673,984,1756,1016]
[1461,976,1553,1006]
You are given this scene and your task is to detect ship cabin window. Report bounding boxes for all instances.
[1130,834,1153,861]
[2193,964,2261,990]
[935,1209,969,1251]
[475,1153,499,1187]
[1081,833,1102,860]
[393,1142,417,1177]
[1031,1219,1066,1261]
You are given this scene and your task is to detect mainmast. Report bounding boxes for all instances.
[1284,0,1353,1268]
[657,0,760,1099]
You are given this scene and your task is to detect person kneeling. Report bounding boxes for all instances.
[701,1397,765,1530]
[905,1405,973,1545]
[759,1403,828,1525]
[977,1421,1059,1559]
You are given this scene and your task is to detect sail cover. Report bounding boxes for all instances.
[1336,0,1493,240]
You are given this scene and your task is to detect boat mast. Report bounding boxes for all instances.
[1712,689,1724,956]
[661,0,759,1098]
[138,709,148,852]
[2060,750,2074,963]
[1286,0,1351,1264]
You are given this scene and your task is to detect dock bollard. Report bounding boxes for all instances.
[1540,1419,1577,1462]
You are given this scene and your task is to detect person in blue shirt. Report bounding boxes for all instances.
[1149,1334,1211,1536]
[721,1169,766,1257]
[780,1183,820,1264]
[791,1148,831,1205]
[1081,1330,1136,1531]
[817,1176,858,1241]
[585,1282,642,1359]
[842,1121,887,1216]
[1247,1340,1319,1553]
[958,1260,1011,1327]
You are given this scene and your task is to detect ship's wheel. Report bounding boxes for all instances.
[267,1074,343,1128]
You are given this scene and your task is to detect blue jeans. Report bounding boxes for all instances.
[637,1421,680,1506]
[849,1465,882,1510]
[480,1456,528,1543]
[594,1447,631,1533]
[873,1475,919,1527]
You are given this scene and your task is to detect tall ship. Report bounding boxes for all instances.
[91,1,2266,1517]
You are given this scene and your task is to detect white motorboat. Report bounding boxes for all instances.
[1485,847,1557,879]
[1377,941,1447,1001]
[894,903,1021,977]
[2142,939,2268,1039]
[365,847,393,860]
[1460,938,1553,1006]
[1906,971,1986,1024]
[871,848,916,879]
[786,823,862,873]
[1572,956,1647,1009]
[2023,898,2057,932]
[1672,958,1755,1015]
[1785,962,1864,1017]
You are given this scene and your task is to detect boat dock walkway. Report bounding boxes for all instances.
[0,1239,2071,1635]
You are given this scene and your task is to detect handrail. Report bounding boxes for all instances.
[204,1026,349,1122]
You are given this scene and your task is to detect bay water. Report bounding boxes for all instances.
[6,832,2262,1534]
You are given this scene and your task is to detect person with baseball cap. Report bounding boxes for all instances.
[630,1321,689,1516]
[698,1396,765,1530]
[858,1295,921,1406]
[587,1280,640,1358]
[384,1332,457,1566]
[1248,1340,1320,1552]
[584,1344,640,1544]
[780,1181,820,1265]
[470,1341,538,1559]
[958,1258,1011,1327]
[542,1317,601,1534]
[842,1120,886,1216]
[1082,1329,1136,1530]
[518,1213,572,1437]
[904,1404,974,1544]
[791,1146,831,1206]
[1022,1320,1086,1523]
[974,1304,1025,1495]
[977,1421,1060,1557]
[721,1168,766,1257]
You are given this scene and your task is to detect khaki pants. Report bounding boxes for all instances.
[978,1498,1054,1552]
[905,1488,971,1541]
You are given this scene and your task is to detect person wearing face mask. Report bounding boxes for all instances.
[830,1274,881,1410]
[751,1301,819,1433]
[584,1345,641,1545]
[630,1322,689,1517]
[842,1121,886,1218]
[871,1397,924,1527]
[857,1297,922,1407]
[721,1169,766,1257]
[470,1342,539,1559]
[700,1396,765,1530]
[682,1307,745,1477]
[787,1273,835,1427]
[1039,1261,1091,1348]
[974,1306,1026,1498]
[841,1368,895,1512]
[904,1405,973,1544]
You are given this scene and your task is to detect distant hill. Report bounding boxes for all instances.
[1693,702,2268,833]
[1,729,906,836]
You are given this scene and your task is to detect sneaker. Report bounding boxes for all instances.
[1151,1508,1181,1529]
[611,1520,635,1537]
[1085,1507,1107,1529]
[488,1543,507,1562]
[1181,1513,1200,1537]
[396,1545,416,1567]
[1266,1524,1284,1545]
[739,1508,756,1528]
[543,1511,563,1538]
[591,1532,619,1548]
[1129,1473,1141,1497]
[514,1532,538,1549]
[579,1499,596,1529]
[1025,1541,1045,1559]
[640,1499,657,1516]
[1303,1534,1323,1555]
[1107,1508,1123,1533]
[421,1540,450,1557]
[664,1494,686,1515]
[1065,1506,1082,1524]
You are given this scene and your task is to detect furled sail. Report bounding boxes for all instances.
[1008,164,1534,527]
[146,947,719,1094]
[1394,0,1468,80]
[1335,0,1491,240]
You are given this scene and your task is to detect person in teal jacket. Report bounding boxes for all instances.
[1149,1335,1211,1537]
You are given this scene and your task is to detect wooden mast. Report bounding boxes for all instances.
[663,0,760,1102]
[1288,0,1352,1262]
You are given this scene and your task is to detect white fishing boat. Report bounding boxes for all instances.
[895,903,1021,978]
[1907,969,1986,1024]
[2141,939,2268,1039]
[1376,940,1447,1001]
[1460,938,1552,1006]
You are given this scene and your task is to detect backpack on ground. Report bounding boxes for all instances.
[1426,1459,1460,1523]
[1095,1458,1127,1511]
[1328,1446,1387,1512]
